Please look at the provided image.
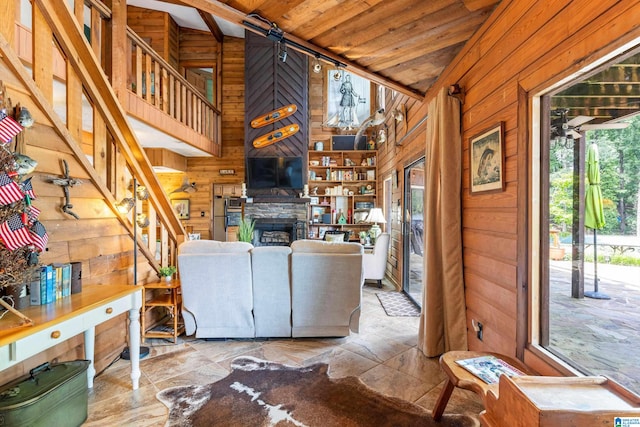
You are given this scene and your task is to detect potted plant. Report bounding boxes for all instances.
[237,217,255,243]
[158,265,177,282]
[359,231,368,245]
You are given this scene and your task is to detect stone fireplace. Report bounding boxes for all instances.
[243,200,308,247]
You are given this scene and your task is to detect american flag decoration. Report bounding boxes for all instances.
[0,213,32,250]
[26,205,41,225]
[29,220,48,252]
[0,111,23,143]
[21,177,37,199]
[0,171,24,205]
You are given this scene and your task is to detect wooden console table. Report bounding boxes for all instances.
[0,284,143,390]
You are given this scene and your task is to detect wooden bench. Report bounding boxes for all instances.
[432,351,534,421]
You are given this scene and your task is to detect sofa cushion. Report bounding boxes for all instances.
[178,241,255,338]
[179,240,253,254]
[290,240,363,337]
[251,246,292,337]
[290,239,362,254]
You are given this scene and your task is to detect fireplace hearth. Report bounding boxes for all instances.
[243,200,309,246]
[252,218,305,247]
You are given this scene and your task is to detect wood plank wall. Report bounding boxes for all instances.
[158,36,246,240]
[127,5,178,67]
[7,0,629,383]
[179,28,218,70]
[371,0,640,374]
[0,59,131,385]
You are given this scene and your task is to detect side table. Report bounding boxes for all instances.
[141,281,184,343]
[432,351,535,421]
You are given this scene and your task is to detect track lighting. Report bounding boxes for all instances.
[333,67,343,81]
[312,57,322,74]
[242,17,346,69]
[278,42,287,63]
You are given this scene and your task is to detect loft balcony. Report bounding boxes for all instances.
[13,13,220,159]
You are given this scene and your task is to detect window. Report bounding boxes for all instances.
[535,48,640,394]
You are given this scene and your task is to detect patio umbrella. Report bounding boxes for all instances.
[584,142,610,299]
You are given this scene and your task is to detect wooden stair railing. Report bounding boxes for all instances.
[6,0,187,278]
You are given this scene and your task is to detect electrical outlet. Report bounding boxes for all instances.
[200,211,205,217]
[477,322,483,341]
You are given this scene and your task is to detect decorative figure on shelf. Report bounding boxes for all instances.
[337,209,347,224]
[355,108,386,149]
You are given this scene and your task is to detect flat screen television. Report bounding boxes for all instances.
[247,157,303,190]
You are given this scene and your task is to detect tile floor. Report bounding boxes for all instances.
[84,282,484,426]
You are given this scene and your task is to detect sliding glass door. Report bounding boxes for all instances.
[402,158,425,307]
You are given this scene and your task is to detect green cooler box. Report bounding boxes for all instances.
[0,360,90,427]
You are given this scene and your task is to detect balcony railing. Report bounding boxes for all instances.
[127,29,221,154]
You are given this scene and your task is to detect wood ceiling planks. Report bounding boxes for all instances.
[213,0,500,96]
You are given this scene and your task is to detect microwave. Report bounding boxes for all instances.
[226,197,242,212]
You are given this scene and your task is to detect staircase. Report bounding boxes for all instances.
[0,0,222,282]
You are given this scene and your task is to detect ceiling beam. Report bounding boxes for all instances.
[174,0,423,99]
[198,10,223,42]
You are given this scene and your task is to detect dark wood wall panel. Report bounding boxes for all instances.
[245,32,308,160]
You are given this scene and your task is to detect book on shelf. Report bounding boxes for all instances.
[455,355,525,384]
[29,270,42,305]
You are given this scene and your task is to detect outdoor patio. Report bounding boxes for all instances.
[549,259,640,395]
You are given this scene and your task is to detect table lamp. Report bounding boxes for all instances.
[365,208,386,240]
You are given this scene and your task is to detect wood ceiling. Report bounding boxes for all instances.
[552,53,640,124]
[175,0,501,99]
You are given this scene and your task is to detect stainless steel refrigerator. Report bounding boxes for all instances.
[212,194,242,241]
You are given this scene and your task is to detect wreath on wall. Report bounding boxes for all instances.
[0,86,48,316]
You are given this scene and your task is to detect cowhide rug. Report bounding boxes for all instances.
[156,356,479,427]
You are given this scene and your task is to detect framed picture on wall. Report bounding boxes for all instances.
[325,70,371,129]
[172,199,190,220]
[469,122,505,194]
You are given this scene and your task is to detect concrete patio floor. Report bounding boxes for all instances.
[549,260,640,395]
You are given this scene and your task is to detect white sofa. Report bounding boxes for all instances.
[177,239,364,339]
[178,240,256,338]
[290,240,363,337]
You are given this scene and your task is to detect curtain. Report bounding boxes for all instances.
[418,87,468,357]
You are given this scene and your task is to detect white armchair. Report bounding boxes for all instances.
[363,233,390,288]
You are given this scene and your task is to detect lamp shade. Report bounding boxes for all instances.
[136,185,150,201]
[365,208,386,224]
[116,197,135,214]
[136,213,149,228]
